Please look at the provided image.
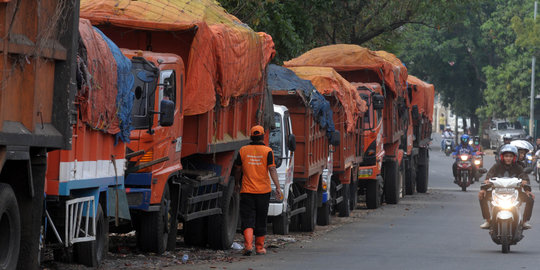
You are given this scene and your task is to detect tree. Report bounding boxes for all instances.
[219,0,470,63]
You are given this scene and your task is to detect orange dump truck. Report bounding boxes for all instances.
[405,75,435,193]
[0,1,79,269]
[288,66,366,218]
[267,64,340,233]
[80,0,275,252]
[285,45,410,208]
[43,19,133,267]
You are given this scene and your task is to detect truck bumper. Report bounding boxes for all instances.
[268,202,284,216]
[358,164,379,180]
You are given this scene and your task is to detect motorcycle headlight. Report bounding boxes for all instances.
[492,191,519,210]
[460,155,469,161]
[527,154,533,161]
[474,160,481,165]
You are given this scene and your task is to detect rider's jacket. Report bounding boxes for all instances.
[485,161,529,183]
[452,144,476,161]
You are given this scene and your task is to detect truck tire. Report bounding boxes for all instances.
[366,177,382,209]
[183,217,208,247]
[75,203,108,267]
[349,179,358,211]
[405,158,416,195]
[300,190,317,232]
[0,184,20,270]
[272,212,290,235]
[338,183,351,217]
[416,149,429,193]
[137,183,171,254]
[316,201,331,226]
[384,160,400,204]
[273,188,292,234]
[208,178,239,249]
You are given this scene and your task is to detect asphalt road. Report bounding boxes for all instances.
[187,134,540,270]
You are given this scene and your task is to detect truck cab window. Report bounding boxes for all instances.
[270,113,283,168]
[159,70,176,106]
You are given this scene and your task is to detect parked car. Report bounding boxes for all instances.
[486,120,527,149]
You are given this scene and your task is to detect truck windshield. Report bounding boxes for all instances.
[270,113,283,168]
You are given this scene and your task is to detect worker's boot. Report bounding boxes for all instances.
[243,228,253,256]
[255,236,266,255]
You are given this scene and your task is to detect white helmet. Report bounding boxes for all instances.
[510,140,534,153]
[502,133,512,140]
[499,144,518,163]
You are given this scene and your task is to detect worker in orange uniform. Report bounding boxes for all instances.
[234,125,282,256]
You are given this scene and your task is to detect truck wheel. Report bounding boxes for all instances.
[288,184,301,232]
[416,149,429,193]
[405,158,416,195]
[273,188,292,234]
[75,203,108,267]
[208,178,239,249]
[272,212,290,235]
[137,183,171,254]
[0,184,20,270]
[384,160,400,204]
[316,201,331,226]
[366,177,382,209]
[338,183,351,217]
[183,217,208,247]
[349,179,358,211]
[300,190,317,232]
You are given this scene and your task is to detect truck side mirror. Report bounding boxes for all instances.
[372,94,384,110]
[288,134,296,152]
[159,99,175,127]
[330,131,340,146]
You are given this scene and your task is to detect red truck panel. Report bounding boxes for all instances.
[272,91,328,181]
[326,94,362,184]
[46,120,126,196]
[0,0,77,149]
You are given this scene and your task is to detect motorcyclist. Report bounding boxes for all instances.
[478,145,534,229]
[472,136,483,152]
[510,140,534,169]
[452,134,477,183]
[441,126,455,151]
[495,133,513,162]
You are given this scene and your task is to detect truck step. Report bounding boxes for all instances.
[187,191,222,204]
[290,207,306,217]
[183,208,222,222]
[292,193,308,205]
[181,169,217,180]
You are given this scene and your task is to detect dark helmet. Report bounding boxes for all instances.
[473,136,480,145]
[460,134,470,145]
[499,144,518,163]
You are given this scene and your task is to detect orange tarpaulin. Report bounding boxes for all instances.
[80,0,275,116]
[284,44,407,96]
[407,75,435,122]
[288,66,367,133]
[78,19,120,134]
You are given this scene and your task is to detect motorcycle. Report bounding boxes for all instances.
[473,152,485,182]
[525,152,534,170]
[456,153,473,191]
[482,176,531,253]
[443,139,453,156]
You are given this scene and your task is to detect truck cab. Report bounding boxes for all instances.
[356,84,386,209]
[121,50,184,254]
[268,105,296,234]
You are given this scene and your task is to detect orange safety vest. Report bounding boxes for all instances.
[237,143,275,194]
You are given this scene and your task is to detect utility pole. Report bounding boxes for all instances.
[530,1,537,137]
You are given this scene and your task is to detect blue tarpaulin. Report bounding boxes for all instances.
[267,64,335,137]
[94,27,135,143]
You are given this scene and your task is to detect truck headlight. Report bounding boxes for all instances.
[358,169,373,178]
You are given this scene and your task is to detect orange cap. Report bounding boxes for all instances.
[250,125,265,136]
